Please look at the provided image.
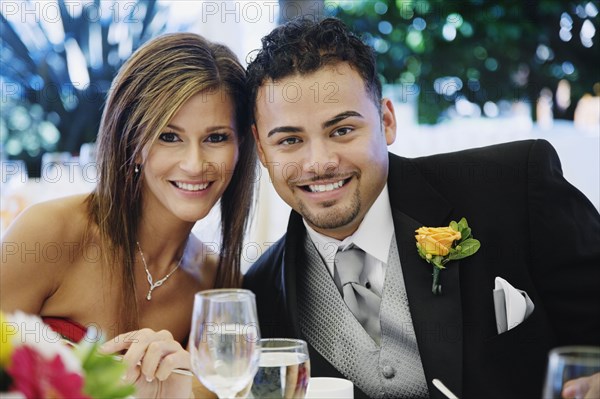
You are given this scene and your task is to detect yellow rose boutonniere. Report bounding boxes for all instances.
[416,217,481,295]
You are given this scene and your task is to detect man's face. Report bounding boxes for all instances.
[253,63,396,240]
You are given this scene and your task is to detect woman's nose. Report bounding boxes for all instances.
[178,146,204,176]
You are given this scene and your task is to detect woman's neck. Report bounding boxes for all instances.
[135,218,195,276]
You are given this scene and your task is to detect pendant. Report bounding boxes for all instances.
[146,289,153,300]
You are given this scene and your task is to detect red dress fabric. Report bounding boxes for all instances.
[42,317,87,343]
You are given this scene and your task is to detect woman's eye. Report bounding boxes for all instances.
[206,133,229,143]
[279,137,301,146]
[159,132,180,143]
[332,127,352,137]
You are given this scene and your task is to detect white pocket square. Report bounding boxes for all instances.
[493,277,535,334]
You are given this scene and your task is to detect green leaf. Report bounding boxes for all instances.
[76,342,135,399]
[450,221,459,231]
[460,227,472,241]
[458,218,469,229]
[432,256,445,269]
[448,238,481,260]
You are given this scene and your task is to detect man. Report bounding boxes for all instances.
[243,18,600,399]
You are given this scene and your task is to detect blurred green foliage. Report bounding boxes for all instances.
[1,0,161,176]
[2,0,598,178]
[328,0,600,123]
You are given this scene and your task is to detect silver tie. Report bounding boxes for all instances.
[335,246,382,344]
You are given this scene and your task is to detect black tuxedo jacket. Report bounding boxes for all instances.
[243,140,600,399]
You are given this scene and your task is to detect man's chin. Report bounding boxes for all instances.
[295,192,361,234]
[301,207,359,232]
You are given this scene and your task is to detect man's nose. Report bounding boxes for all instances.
[303,140,339,176]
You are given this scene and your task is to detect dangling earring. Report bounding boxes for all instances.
[134,164,140,174]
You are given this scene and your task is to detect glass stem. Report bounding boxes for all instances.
[217,390,239,399]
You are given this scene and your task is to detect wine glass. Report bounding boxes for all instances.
[250,338,310,399]
[189,289,261,398]
[542,346,600,399]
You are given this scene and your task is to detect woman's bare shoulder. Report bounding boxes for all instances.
[3,194,91,244]
[1,194,93,313]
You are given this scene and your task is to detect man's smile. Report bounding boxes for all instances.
[300,178,352,193]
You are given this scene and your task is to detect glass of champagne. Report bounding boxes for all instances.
[250,338,310,399]
[189,289,261,399]
[542,346,600,399]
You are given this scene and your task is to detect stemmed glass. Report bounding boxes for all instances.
[542,346,600,399]
[250,338,310,399]
[189,289,261,398]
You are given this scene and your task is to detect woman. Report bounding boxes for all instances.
[0,33,256,397]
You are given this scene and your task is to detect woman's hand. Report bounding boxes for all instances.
[562,372,600,399]
[100,328,193,399]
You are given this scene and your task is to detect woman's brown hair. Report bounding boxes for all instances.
[87,33,256,331]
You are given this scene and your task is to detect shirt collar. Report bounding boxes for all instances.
[304,184,394,264]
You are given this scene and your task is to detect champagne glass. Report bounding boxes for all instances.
[542,346,600,399]
[189,289,261,398]
[250,338,310,399]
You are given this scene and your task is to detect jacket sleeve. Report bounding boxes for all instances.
[526,139,600,345]
[243,237,290,338]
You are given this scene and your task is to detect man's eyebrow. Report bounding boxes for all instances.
[267,126,304,138]
[322,111,364,129]
[265,111,364,137]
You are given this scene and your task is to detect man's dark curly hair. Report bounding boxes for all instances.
[246,17,382,121]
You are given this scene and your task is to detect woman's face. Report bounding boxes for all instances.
[140,88,239,224]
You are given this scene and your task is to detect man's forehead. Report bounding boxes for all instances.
[256,67,366,107]
[259,63,359,87]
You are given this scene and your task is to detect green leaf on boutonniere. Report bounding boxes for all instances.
[458,218,471,240]
[450,221,459,231]
[448,238,481,260]
[432,256,445,269]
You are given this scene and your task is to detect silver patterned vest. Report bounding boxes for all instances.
[298,234,429,398]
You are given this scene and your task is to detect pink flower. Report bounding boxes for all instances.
[7,346,90,399]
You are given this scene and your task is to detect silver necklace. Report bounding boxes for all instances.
[136,241,185,301]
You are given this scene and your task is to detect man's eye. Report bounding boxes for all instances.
[332,127,352,137]
[206,133,229,143]
[159,132,180,143]
[279,137,301,146]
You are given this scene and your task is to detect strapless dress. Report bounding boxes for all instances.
[42,316,87,343]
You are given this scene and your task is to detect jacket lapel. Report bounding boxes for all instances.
[282,210,306,338]
[388,154,464,399]
[282,212,352,383]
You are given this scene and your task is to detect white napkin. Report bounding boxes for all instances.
[493,277,535,334]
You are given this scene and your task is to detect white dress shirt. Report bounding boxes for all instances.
[304,185,394,296]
